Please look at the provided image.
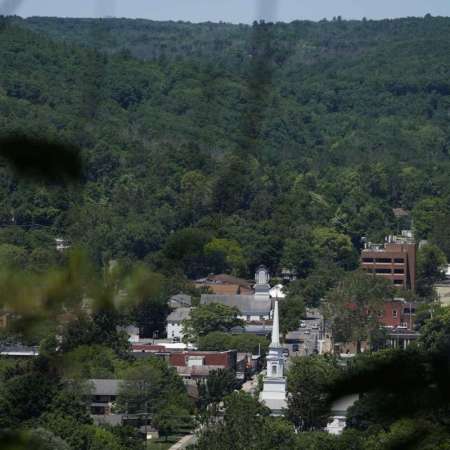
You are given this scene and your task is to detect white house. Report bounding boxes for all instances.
[325,394,359,435]
[166,307,191,341]
[117,325,140,343]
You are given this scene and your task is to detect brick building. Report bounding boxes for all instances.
[361,231,417,291]
[380,299,416,330]
[169,350,237,380]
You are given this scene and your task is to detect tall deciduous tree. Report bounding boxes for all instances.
[416,244,447,299]
[182,303,244,342]
[286,356,338,432]
[323,271,392,353]
[279,295,305,335]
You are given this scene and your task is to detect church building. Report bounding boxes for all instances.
[200,265,272,322]
[259,299,287,415]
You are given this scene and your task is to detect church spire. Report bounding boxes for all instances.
[271,300,280,348]
[259,298,287,414]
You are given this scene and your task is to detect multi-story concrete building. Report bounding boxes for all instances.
[361,231,416,291]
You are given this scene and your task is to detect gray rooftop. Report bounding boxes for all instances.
[201,294,271,315]
[169,293,192,307]
[167,307,191,323]
[90,379,121,396]
[0,344,39,356]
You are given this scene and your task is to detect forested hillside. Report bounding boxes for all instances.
[1,15,450,280]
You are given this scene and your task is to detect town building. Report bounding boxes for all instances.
[361,230,417,290]
[326,394,359,435]
[89,380,159,439]
[269,284,286,299]
[166,307,191,341]
[169,350,237,380]
[0,344,39,358]
[381,298,416,330]
[200,266,273,322]
[168,293,192,309]
[195,274,253,295]
[280,267,297,281]
[89,379,120,415]
[324,298,418,356]
[259,300,287,415]
[117,325,140,343]
[435,264,450,307]
[201,294,271,322]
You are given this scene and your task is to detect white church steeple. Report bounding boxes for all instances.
[259,300,287,414]
[270,299,280,348]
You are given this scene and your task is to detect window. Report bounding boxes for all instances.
[272,365,277,376]
[375,258,392,263]
[375,268,392,274]
[362,258,374,263]
[394,258,404,263]
[393,310,398,318]
[394,269,404,274]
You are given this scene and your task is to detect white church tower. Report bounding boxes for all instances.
[259,300,287,415]
[254,265,271,300]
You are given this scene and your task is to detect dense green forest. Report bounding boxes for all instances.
[1,15,450,450]
[1,15,450,281]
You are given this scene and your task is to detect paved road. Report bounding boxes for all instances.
[291,308,323,356]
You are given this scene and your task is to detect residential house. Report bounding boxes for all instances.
[166,307,191,341]
[168,293,192,309]
[89,379,121,415]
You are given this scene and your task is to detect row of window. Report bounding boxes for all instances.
[362,258,405,263]
[365,268,405,274]
[386,308,416,318]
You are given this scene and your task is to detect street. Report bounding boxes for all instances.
[286,308,323,357]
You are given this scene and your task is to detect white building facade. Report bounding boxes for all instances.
[166,307,191,341]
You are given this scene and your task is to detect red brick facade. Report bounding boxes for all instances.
[361,241,417,291]
[380,299,416,330]
[169,350,237,370]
